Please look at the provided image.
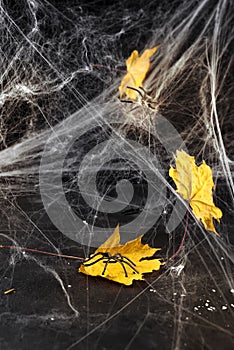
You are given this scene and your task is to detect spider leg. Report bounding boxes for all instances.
[120,99,134,104]
[117,260,128,277]
[102,258,111,276]
[83,252,107,266]
[121,259,139,274]
[83,256,105,267]
[83,252,139,278]
[116,254,139,275]
[120,255,137,266]
[126,86,144,98]
[138,86,147,94]
[102,257,128,277]
[148,103,157,110]
[85,252,105,260]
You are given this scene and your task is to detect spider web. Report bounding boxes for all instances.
[0,0,233,349]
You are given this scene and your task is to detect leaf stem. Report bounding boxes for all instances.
[0,245,85,261]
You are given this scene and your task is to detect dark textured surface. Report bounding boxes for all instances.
[0,181,233,350]
[0,0,234,349]
[0,242,233,350]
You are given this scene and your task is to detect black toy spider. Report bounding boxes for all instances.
[82,252,139,277]
[120,86,157,110]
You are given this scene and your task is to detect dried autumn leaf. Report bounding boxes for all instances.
[79,225,163,286]
[169,150,222,235]
[119,46,159,100]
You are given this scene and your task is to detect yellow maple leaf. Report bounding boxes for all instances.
[79,225,163,286]
[169,150,222,235]
[119,46,159,100]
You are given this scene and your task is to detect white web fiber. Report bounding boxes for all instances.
[0,0,233,349]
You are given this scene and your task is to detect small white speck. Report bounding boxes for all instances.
[194,307,199,311]
[22,251,26,255]
[150,288,156,293]
[222,306,228,310]
[185,317,189,320]
[173,292,177,295]
[181,294,186,297]
[230,304,234,308]
[51,317,55,321]
[230,289,234,294]
[220,257,224,260]
[211,289,216,293]
[206,300,210,303]
[205,303,209,307]
[68,285,72,288]
[207,306,216,312]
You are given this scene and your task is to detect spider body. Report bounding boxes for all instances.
[120,86,157,111]
[83,252,139,277]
